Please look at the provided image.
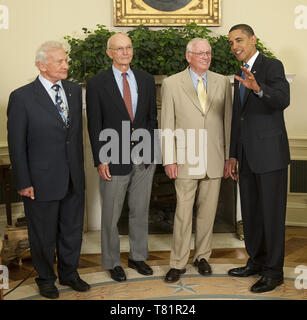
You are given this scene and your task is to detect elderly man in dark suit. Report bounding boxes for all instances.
[227,24,290,293]
[7,41,90,299]
[86,33,157,282]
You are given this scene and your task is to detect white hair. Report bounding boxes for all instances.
[35,41,64,65]
[186,38,211,53]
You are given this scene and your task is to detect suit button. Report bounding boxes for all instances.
[66,141,70,144]
[131,142,135,146]
[131,127,135,131]
[240,117,244,121]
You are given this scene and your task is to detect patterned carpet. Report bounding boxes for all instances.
[4,264,307,300]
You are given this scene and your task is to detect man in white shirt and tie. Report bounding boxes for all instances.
[7,41,90,299]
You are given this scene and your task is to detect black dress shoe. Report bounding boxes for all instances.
[164,268,186,283]
[228,265,262,277]
[109,266,127,282]
[38,283,59,299]
[59,277,90,292]
[128,259,153,275]
[194,258,212,276]
[251,276,283,293]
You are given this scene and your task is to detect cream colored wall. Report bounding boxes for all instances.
[1,0,306,142]
[0,0,113,144]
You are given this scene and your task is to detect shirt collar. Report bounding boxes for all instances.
[189,67,207,86]
[112,65,133,80]
[245,51,260,70]
[189,67,207,82]
[39,74,63,90]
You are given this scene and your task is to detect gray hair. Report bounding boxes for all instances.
[35,41,64,65]
[186,38,211,53]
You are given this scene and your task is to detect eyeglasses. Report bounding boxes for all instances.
[188,51,212,57]
[109,46,133,53]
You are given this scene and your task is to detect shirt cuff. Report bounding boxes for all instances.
[254,90,263,98]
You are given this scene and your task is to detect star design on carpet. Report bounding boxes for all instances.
[167,280,199,294]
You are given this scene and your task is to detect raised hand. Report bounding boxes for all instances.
[235,66,261,92]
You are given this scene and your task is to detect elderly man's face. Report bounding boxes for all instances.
[186,40,212,75]
[106,34,133,71]
[38,48,68,83]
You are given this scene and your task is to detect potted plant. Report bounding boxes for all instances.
[64,23,275,83]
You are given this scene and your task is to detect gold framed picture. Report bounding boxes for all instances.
[114,0,221,26]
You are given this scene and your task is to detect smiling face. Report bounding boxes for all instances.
[186,39,212,75]
[37,48,68,83]
[228,29,257,63]
[106,34,133,72]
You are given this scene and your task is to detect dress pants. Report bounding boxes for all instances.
[23,184,85,286]
[170,177,221,269]
[99,164,156,270]
[239,150,288,278]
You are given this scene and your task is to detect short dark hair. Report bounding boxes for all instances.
[229,24,255,37]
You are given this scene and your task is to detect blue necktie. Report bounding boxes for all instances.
[239,63,249,104]
[51,84,69,126]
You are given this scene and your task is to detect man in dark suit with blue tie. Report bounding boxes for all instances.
[7,41,90,299]
[227,24,290,293]
[86,33,157,282]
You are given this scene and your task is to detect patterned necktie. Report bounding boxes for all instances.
[239,63,249,104]
[122,73,134,121]
[51,84,69,126]
[197,76,207,113]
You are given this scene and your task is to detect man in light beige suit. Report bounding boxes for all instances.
[161,38,232,283]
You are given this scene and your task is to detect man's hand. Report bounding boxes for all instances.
[98,163,112,181]
[18,186,35,200]
[164,163,178,179]
[235,66,261,93]
[227,158,239,181]
[224,160,230,178]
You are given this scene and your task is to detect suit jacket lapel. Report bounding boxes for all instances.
[33,77,64,125]
[132,70,143,123]
[105,68,132,121]
[62,80,74,126]
[205,70,217,115]
[241,53,263,108]
[181,68,204,115]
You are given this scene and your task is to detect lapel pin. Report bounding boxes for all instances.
[69,93,72,97]
[253,71,257,74]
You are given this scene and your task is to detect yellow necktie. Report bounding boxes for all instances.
[197,76,207,113]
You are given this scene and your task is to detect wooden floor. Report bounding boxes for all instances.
[6,226,307,284]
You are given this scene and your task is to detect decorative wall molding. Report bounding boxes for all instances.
[287,135,307,226]
[0,203,24,225]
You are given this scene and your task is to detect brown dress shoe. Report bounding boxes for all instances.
[164,268,186,283]
[194,258,212,276]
